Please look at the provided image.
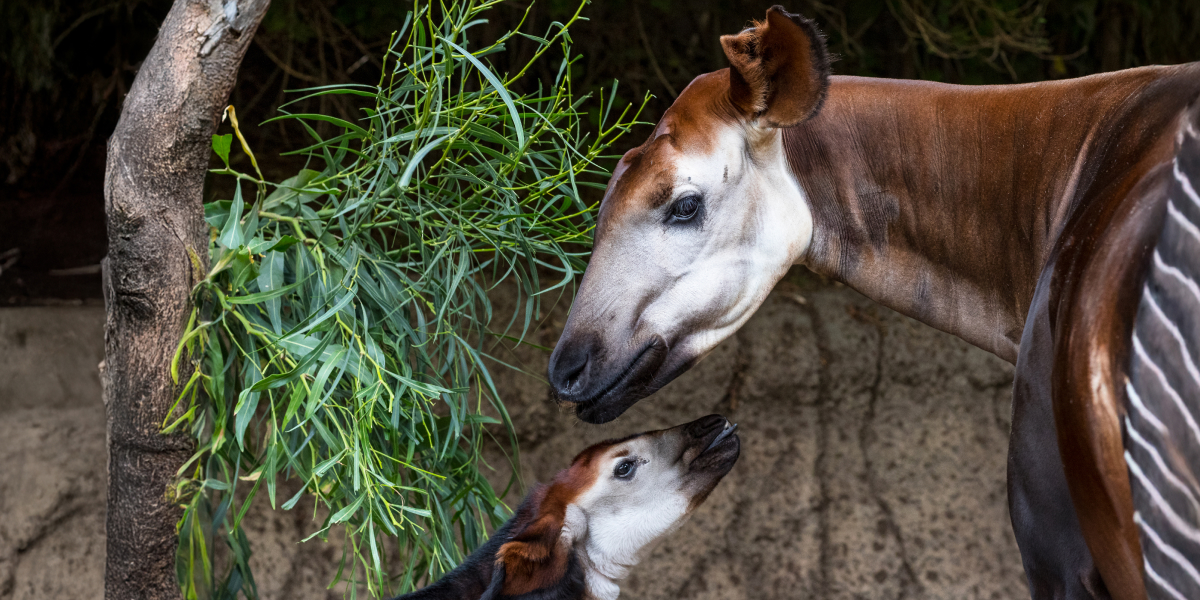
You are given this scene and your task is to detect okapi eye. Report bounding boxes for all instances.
[670,195,701,221]
[614,459,637,479]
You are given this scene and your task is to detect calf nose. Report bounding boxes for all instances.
[683,414,728,440]
[548,332,599,401]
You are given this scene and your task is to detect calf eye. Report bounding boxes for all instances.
[614,459,637,479]
[669,195,701,221]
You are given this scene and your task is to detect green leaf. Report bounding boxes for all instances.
[304,346,347,419]
[225,275,303,305]
[250,333,332,392]
[281,486,306,511]
[313,449,346,477]
[205,199,233,228]
[396,133,453,192]
[264,169,324,209]
[218,184,245,249]
[380,126,459,145]
[261,113,369,138]
[212,134,233,166]
[328,494,365,524]
[444,40,525,148]
[294,284,358,337]
[265,236,301,253]
[274,333,364,378]
[233,387,259,450]
[256,250,285,334]
[398,505,432,518]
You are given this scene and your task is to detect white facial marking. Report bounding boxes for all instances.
[558,120,814,413]
[566,436,697,600]
[636,123,813,362]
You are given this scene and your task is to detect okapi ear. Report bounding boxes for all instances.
[720,5,831,128]
[493,515,570,596]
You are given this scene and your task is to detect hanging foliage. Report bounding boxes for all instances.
[169,2,647,597]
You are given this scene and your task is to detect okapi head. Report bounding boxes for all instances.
[396,415,740,600]
[549,6,830,422]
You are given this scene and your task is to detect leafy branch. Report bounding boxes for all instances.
[170,2,648,598]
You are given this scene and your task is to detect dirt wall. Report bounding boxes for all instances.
[0,275,1027,599]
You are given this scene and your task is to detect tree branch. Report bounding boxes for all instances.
[101,1,270,599]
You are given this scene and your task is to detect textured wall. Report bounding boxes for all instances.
[0,274,1028,599]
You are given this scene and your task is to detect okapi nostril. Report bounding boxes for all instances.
[552,356,587,390]
[685,414,728,438]
[548,334,597,398]
[563,365,586,388]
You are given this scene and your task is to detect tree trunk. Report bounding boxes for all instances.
[101,1,269,598]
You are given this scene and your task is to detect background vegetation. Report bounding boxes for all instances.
[5,0,1200,303]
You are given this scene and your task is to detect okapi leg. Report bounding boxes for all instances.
[1010,268,1111,600]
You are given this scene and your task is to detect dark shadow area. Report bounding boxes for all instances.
[4,0,1200,303]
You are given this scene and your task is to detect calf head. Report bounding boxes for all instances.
[548,6,831,423]
[489,414,740,599]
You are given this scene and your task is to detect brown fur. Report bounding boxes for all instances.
[782,67,1200,600]
[560,8,1200,595]
[597,72,735,225]
[1048,144,1178,600]
[495,444,606,596]
[720,6,830,127]
[788,68,1200,363]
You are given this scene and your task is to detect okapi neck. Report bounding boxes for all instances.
[786,67,1200,362]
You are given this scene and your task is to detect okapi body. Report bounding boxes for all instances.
[1123,106,1200,600]
[546,6,1200,599]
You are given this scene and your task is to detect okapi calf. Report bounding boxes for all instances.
[546,5,1200,600]
[394,415,740,600]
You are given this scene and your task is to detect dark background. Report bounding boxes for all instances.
[4,0,1200,304]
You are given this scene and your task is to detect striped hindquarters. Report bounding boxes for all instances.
[1125,104,1200,600]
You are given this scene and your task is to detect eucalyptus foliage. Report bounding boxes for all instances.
[169,2,646,597]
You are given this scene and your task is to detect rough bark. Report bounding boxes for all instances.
[101,1,270,598]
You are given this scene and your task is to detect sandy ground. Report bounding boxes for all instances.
[0,273,1028,599]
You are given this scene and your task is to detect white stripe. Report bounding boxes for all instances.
[1154,250,1200,313]
[1127,380,1170,435]
[1143,552,1190,600]
[1176,160,1200,211]
[1127,455,1200,545]
[1167,200,1200,246]
[1125,416,1200,519]
[1143,267,1200,391]
[1135,511,1200,591]
[1133,333,1200,446]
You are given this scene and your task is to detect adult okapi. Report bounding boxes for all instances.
[546,6,1200,600]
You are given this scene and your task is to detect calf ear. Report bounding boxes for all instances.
[720,5,830,128]
[494,516,569,596]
